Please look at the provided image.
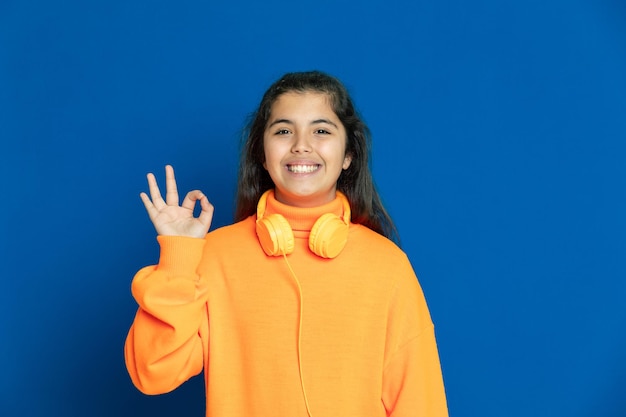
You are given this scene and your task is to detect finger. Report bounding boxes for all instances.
[164,165,179,206]
[139,192,159,221]
[181,190,204,212]
[197,194,215,228]
[146,172,166,210]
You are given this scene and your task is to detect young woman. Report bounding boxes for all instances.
[125,71,448,416]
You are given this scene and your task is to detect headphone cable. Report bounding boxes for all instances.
[282,252,313,417]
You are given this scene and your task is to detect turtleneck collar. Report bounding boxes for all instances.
[262,189,346,233]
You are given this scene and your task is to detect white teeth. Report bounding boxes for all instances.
[288,165,319,173]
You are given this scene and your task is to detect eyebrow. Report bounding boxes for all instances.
[267,118,339,129]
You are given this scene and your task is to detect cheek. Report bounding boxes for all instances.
[263,146,281,172]
[263,139,289,166]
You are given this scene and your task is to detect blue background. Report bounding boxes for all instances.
[1,0,625,416]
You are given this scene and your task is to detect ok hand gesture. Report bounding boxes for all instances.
[140,165,214,238]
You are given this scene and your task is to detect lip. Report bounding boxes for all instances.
[285,158,320,165]
[285,160,321,167]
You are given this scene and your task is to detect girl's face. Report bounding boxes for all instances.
[263,91,352,208]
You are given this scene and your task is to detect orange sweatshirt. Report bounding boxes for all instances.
[125,191,448,417]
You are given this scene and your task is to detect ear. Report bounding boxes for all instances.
[342,153,352,170]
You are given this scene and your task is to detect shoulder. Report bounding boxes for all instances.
[348,223,408,261]
[346,225,431,324]
[204,216,258,251]
[346,223,416,282]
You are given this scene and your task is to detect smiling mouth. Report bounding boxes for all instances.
[287,164,320,174]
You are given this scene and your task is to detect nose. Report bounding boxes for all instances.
[291,131,312,153]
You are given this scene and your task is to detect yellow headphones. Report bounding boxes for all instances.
[255,189,351,259]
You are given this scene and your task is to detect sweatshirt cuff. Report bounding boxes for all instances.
[156,235,206,274]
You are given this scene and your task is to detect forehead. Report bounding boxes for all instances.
[270,91,336,117]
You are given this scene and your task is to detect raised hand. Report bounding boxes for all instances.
[140,165,214,238]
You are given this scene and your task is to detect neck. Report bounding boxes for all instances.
[263,190,345,233]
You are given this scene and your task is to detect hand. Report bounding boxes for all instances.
[140,165,214,238]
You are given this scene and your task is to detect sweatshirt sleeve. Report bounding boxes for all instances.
[381,255,448,417]
[382,327,448,416]
[124,235,209,395]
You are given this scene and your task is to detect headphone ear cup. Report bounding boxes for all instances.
[256,214,295,256]
[309,213,349,259]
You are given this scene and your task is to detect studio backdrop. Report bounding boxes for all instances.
[1,1,625,416]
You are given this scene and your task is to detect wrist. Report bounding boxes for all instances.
[156,235,206,273]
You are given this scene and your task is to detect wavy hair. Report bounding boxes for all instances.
[235,70,399,243]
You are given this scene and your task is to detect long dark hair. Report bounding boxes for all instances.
[235,70,399,243]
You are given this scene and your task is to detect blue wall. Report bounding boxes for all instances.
[2,1,625,416]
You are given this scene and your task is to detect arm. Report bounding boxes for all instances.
[381,255,448,416]
[124,236,208,394]
[124,165,214,394]
[382,326,448,417]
